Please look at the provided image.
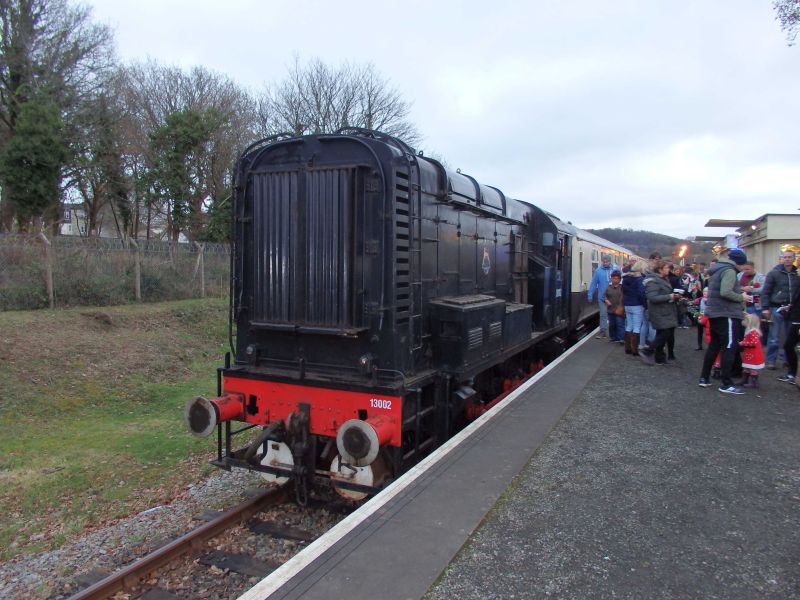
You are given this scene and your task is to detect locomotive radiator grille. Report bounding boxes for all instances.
[251,168,355,327]
[253,170,296,322]
[306,169,353,325]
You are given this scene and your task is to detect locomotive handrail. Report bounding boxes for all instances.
[334,127,418,156]
[249,321,368,337]
[230,131,302,360]
[237,132,296,165]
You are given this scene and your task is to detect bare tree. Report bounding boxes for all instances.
[258,57,420,145]
[349,63,419,142]
[774,0,800,45]
[118,61,257,241]
[65,82,131,238]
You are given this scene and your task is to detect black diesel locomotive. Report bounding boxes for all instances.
[184,129,635,501]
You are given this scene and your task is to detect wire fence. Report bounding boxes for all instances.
[0,234,230,311]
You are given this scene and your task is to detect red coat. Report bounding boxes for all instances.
[740,330,765,369]
[699,314,711,344]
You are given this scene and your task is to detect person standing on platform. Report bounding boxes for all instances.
[671,264,690,330]
[692,287,709,351]
[639,259,680,365]
[761,250,798,370]
[778,277,800,385]
[639,253,661,353]
[622,260,648,356]
[588,254,620,339]
[603,270,625,343]
[698,248,752,394]
[737,262,766,317]
[622,257,636,273]
[738,313,765,388]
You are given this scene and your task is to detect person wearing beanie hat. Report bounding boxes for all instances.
[728,248,747,265]
[698,248,753,394]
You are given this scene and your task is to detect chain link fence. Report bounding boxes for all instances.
[0,234,230,311]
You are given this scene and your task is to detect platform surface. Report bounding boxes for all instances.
[241,329,800,600]
[427,331,800,599]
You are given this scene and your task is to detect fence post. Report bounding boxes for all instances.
[39,232,54,309]
[193,242,206,299]
[130,238,142,301]
[200,244,205,299]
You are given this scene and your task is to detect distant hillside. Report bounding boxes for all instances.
[587,228,715,264]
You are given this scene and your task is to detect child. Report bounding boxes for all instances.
[603,271,625,343]
[698,310,721,378]
[739,313,765,388]
[693,288,709,351]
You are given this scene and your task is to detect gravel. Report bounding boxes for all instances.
[0,467,285,599]
[427,330,800,599]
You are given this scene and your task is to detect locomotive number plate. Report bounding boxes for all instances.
[369,398,393,410]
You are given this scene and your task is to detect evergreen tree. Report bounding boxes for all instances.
[146,108,220,241]
[0,93,67,226]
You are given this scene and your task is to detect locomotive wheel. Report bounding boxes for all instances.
[329,454,389,501]
[259,441,294,484]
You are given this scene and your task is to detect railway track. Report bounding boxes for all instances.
[67,485,300,600]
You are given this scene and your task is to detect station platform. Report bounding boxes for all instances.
[240,329,800,600]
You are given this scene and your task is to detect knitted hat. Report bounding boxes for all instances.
[727,248,747,265]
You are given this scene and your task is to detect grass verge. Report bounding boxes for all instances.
[0,298,231,561]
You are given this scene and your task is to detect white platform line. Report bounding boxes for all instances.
[237,329,598,600]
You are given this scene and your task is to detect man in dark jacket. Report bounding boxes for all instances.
[761,250,798,369]
[698,248,753,394]
[779,279,800,385]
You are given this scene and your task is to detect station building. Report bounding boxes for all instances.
[703,213,800,273]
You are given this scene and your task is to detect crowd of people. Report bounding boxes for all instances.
[588,248,799,395]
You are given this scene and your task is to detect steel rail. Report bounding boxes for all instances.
[68,485,290,600]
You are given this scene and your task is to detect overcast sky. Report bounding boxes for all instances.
[87,0,799,239]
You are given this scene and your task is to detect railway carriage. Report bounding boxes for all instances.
[184,129,637,502]
[548,217,638,333]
